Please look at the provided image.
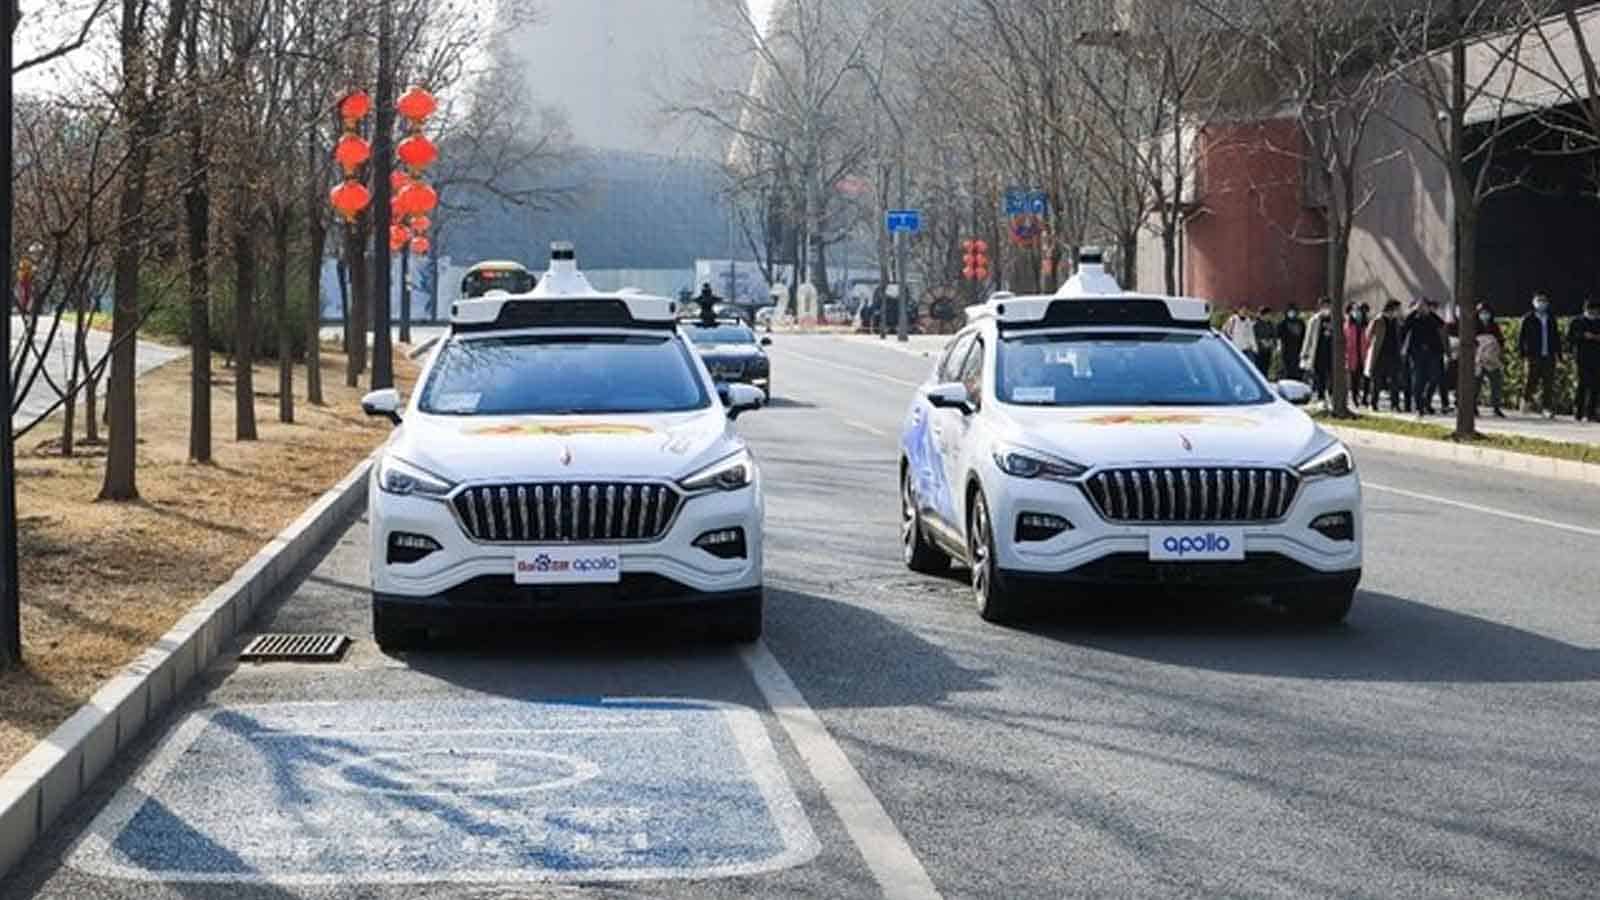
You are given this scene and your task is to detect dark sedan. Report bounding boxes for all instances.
[681,319,773,400]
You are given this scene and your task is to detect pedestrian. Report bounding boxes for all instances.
[1300,297,1335,403]
[1439,303,1459,413]
[1571,298,1600,422]
[1252,306,1278,375]
[1364,299,1404,411]
[1223,305,1258,362]
[1278,303,1307,381]
[1475,303,1507,419]
[1518,293,1563,418]
[1403,298,1447,417]
[1345,304,1370,408]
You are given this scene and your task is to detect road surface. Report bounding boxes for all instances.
[6,334,1598,899]
[8,316,183,430]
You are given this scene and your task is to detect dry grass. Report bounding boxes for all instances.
[1,347,418,770]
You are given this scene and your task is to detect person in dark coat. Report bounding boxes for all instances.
[1364,299,1403,411]
[1402,299,1447,417]
[1278,304,1306,381]
[1518,293,1563,417]
[1571,298,1600,422]
[1253,306,1278,375]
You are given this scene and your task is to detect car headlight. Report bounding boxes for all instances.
[992,445,1088,482]
[1296,440,1354,479]
[377,455,455,498]
[680,448,756,492]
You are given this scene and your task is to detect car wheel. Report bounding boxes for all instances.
[967,490,1025,624]
[1282,589,1355,625]
[901,467,950,574]
[712,591,763,643]
[372,598,426,653]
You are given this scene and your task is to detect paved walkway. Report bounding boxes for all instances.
[8,316,184,431]
[1359,405,1600,448]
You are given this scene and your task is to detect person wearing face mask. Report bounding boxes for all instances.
[1518,293,1563,418]
[1344,304,1370,408]
[1570,298,1600,422]
[1253,306,1278,374]
[1364,299,1404,411]
[1300,297,1335,403]
[1278,304,1306,381]
[1474,304,1507,419]
[1402,298,1446,416]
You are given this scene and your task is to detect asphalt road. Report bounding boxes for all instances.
[8,316,183,430]
[7,334,1599,899]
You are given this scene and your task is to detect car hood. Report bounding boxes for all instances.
[993,402,1326,468]
[390,408,735,483]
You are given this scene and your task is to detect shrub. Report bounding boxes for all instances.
[1494,317,1577,414]
[137,261,315,361]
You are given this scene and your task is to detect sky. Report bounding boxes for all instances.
[747,0,776,34]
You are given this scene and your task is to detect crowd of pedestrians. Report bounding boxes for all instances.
[1220,293,1600,423]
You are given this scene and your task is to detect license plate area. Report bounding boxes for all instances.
[514,547,622,584]
[1147,527,1246,562]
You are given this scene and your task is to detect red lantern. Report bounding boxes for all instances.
[396,86,437,123]
[974,239,988,254]
[329,181,371,221]
[391,205,406,224]
[338,90,372,125]
[396,134,439,170]
[963,266,977,280]
[391,170,411,193]
[333,134,371,174]
[410,236,431,256]
[389,224,410,252]
[409,215,431,234]
[395,181,438,216]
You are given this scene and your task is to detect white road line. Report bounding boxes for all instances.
[781,349,923,388]
[741,642,943,900]
[845,419,890,437]
[1366,482,1600,538]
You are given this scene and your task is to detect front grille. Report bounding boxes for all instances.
[452,481,682,543]
[1083,467,1298,523]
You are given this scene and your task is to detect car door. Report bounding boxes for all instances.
[940,333,986,533]
[906,332,974,532]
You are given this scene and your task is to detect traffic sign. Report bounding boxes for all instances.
[1003,188,1027,216]
[885,209,921,234]
[1027,190,1049,216]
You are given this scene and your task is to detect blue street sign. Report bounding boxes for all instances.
[1027,190,1049,216]
[886,209,922,234]
[1003,188,1027,216]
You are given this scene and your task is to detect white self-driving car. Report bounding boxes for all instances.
[897,252,1362,625]
[361,244,766,651]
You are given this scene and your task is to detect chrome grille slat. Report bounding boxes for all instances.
[453,481,681,544]
[622,485,635,540]
[1084,467,1298,525]
[587,485,599,540]
[605,485,617,538]
[517,486,529,541]
[483,489,498,540]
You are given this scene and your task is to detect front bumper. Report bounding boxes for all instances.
[985,469,1363,588]
[369,476,763,601]
[374,578,761,624]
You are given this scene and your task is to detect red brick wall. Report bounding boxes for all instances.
[1185,119,1327,311]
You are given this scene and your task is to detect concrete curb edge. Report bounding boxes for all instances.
[1322,424,1600,486]
[0,454,375,882]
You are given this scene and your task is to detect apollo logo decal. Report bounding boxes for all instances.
[1161,533,1232,556]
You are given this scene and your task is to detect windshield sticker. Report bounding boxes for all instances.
[1072,414,1260,428]
[463,422,657,437]
[433,392,481,413]
[1011,387,1056,404]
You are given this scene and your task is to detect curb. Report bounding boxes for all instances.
[0,455,374,882]
[1323,424,1600,486]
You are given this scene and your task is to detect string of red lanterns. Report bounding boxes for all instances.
[328,85,438,257]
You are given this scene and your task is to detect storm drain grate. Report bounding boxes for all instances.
[239,633,350,663]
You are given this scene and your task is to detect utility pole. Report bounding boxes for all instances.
[1,0,21,667]
[369,0,396,390]
[895,155,910,342]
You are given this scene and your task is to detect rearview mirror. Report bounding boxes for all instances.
[927,382,974,415]
[1276,379,1313,406]
[760,336,773,346]
[361,388,403,425]
[718,383,765,419]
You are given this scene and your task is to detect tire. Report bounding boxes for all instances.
[372,598,427,653]
[901,467,951,574]
[966,489,1026,625]
[711,591,763,643]
[1282,588,1355,625]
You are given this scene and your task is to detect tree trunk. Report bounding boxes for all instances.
[273,208,293,424]
[62,310,85,458]
[1454,201,1480,438]
[345,227,368,386]
[307,220,326,405]
[1160,219,1179,297]
[85,369,99,444]
[1119,230,1138,288]
[234,224,259,441]
[336,256,351,354]
[1328,228,1351,418]
[399,249,411,344]
[368,0,396,390]
[183,0,210,463]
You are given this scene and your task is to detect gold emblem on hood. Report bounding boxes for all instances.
[463,422,656,437]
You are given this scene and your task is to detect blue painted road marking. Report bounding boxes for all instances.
[67,698,818,885]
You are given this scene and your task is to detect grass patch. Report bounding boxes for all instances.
[1314,412,1600,465]
[0,349,420,770]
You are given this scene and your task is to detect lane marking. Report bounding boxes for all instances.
[1366,482,1600,538]
[780,349,923,388]
[845,419,890,437]
[741,642,943,900]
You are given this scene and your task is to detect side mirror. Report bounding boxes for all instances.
[760,336,773,346]
[362,388,403,425]
[927,382,975,415]
[717,383,765,419]
[1276,379,1313,406]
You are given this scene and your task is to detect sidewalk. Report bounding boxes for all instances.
[1355,405,1600,450]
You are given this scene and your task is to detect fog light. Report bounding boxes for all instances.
[1016,513,1072,542]
[387,532,441,564]
[693,527,748,559]
[1310,512,1354,542]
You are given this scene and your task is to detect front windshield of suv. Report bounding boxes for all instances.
[418,335,710,416]
[682,323,757,345]
[997,331,1272,407]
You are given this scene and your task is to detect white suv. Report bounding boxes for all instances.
[897,253,1362,625]
[362,245,766,651]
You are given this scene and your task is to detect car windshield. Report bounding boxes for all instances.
[996,331,1272,407]
[418,334,710,415]
[682,324,756,345]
